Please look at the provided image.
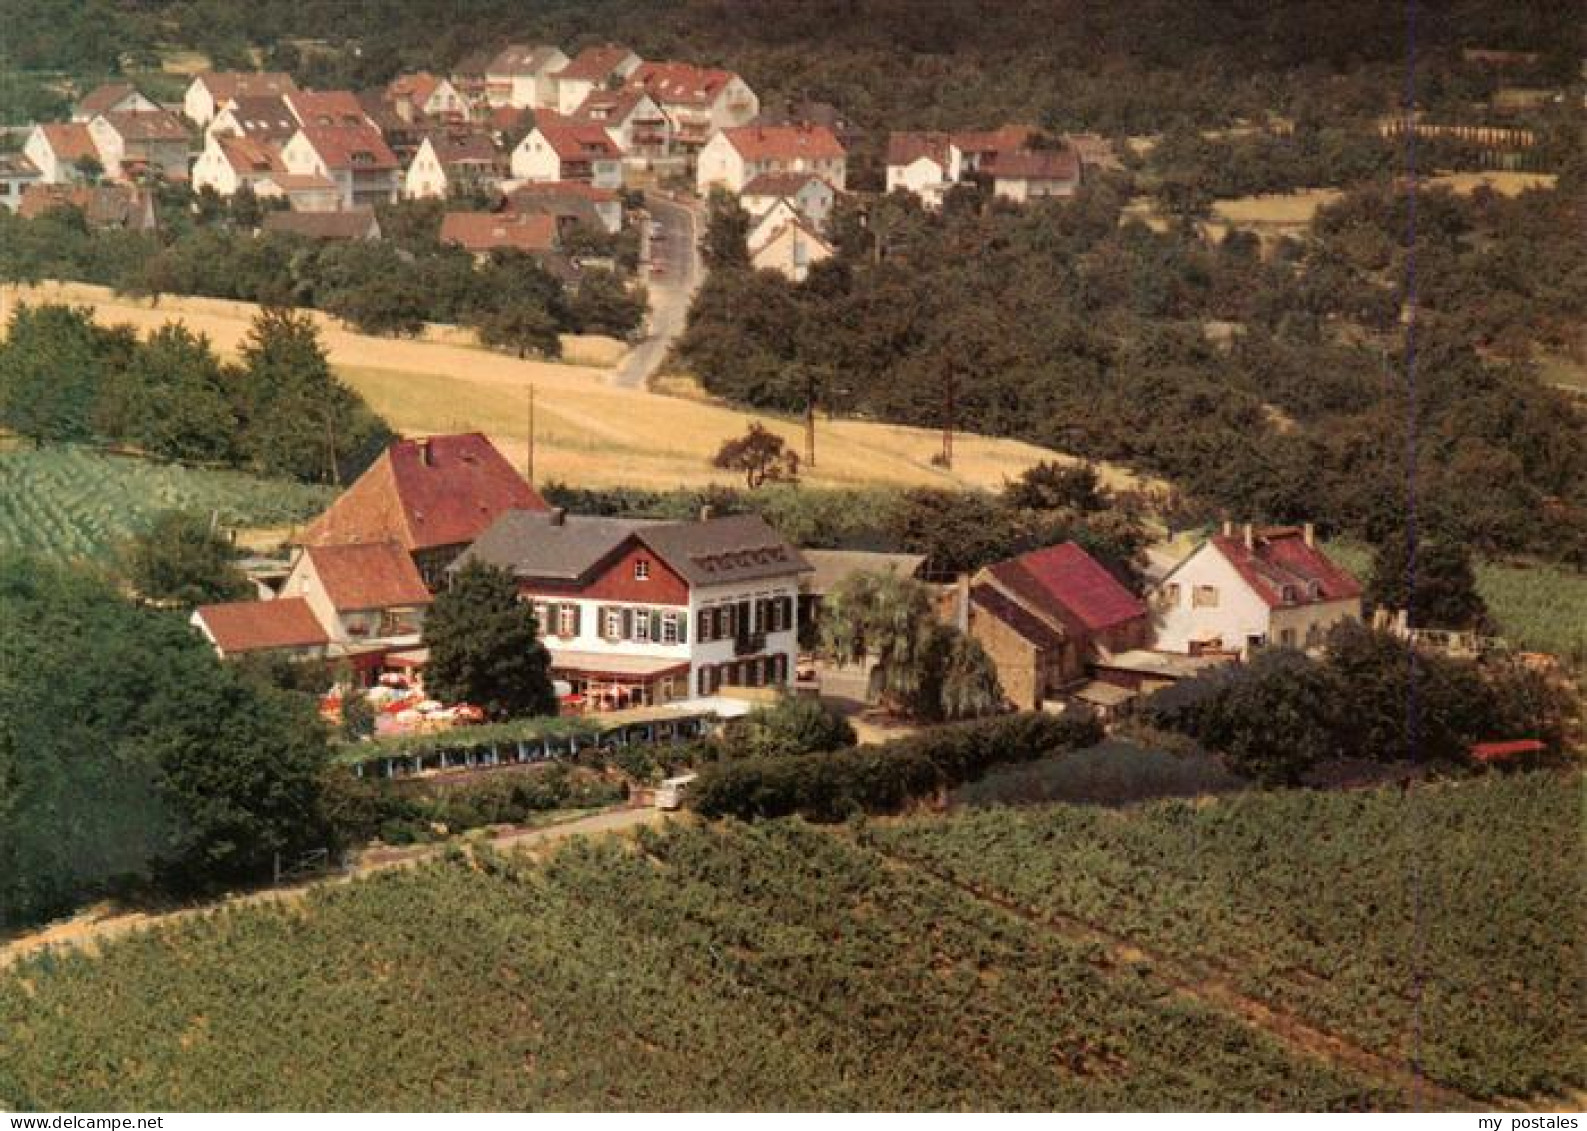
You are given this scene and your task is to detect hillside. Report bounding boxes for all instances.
[1,772,1576,1110]
[0,282,1136,494]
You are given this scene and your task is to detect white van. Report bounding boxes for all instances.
[654,773,698,811]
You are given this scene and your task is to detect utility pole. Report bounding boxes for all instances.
[525,383,536,485]
[804,367,817,468]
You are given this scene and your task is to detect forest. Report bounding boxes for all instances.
[679,169,1587,564]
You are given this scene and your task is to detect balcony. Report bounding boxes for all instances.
[733,630,767,657]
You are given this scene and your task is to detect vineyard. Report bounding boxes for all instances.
[870,770,1585,1101]
[3,821,1412,1111]
[0,446,334,559]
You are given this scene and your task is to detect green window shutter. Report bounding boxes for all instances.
[650,610,662,640]
[571,603,581,637]
[697,608,711,641]
[677,612,688,644]
[622,607,633,639]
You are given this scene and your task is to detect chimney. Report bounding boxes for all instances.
[1303,522,1315,548]
[416,437,432,466]
[1242,523,1254,550]
[548,507,566,527]
[698,504,714,523]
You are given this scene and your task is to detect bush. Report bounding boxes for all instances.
[722,696,857,759]
[689,711,1102,821]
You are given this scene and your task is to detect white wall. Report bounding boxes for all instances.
[1151,543,1274,657]
[183,80,217,126]
[695,132,745,193]
[510,129,562,181]
[688,577,801,695]
[191,134,240,195]
[404,138,447,198]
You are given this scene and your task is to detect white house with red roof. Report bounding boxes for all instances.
[206,95,300,142]
[571,87,671,158]
[482,44,569,109]
[749,214,833,282]
[696,124,846,195]
[966,542,1151,710]
[280,124,401,208]
[739,171,837,229]
[86,110,192,182]
[1151,523,1363,659]
[552,44,643,115]
[403,132,502,199]
[454,509,810,708]
[384,73,466,123]
[72,82,158,123]
[183,72,299,126]
[509,118,624,188]
[22,123,107,184]
[439,211,559,259]
[191,131,283,196]
[279,542,432,646]
[625,61,758,151]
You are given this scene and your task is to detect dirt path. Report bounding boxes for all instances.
[0,806,662,972]
[866,840,1487,1111]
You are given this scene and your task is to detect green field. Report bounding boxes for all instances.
[873,771,1584,1101]
[1326,540,1587,659]
[0,446,335,559]
[2,774,1578,1110]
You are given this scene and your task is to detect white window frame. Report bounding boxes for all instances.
[558,604,577,638]
[633,611,651,642]
[634,559,650,581]
[660,612,680,645]
[603,607,623,639]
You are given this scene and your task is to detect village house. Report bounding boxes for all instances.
[507,180,624,235]
[284,90,373,131]
[571,87,672,159]
[0,154,41,212]
[255,173,342,213]
[438,211,559,259]
[190,597,330,661]
[280,124,401,209]
[191,132,284,197]
[738,171,837,229]
[384,72,467,123]
[403,132,502,199]
[552,44,643,115]
[183,71,299,126]
[883,131,958,206]
[984,146,1081,202]
[18,183,158,230]
[510,119,624,189]
[625,61,758,152]
[262,208,382,240]
[299,433,548,588]
[205,95,300,143]
[749,215,833,282]
[22,122,106,184]
[86,110,191,182]
[696,124,846,195]
[965,542,1150,712]
[72,82,159,122]
[482,44,570,109]
[754,98,862,153]
[454,509,810,708]
[1151,523,1363,659]
[278,542,432,647]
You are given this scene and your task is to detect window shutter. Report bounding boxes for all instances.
[677,613,687,644]
[649,610,662,641]
[621,607,633,639]
[782,596,795,631]
[697,608,711,641]
[570,603,581,637]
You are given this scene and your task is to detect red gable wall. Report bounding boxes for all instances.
[517,540,689,605]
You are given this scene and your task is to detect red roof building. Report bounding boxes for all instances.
[968,542,1150,710]
[439,211,559,255]
[300,433,549,587]
[286,90,372,130]
[190,597,330,658]
[719,124,845,163]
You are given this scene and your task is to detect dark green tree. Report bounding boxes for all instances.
[1005,460,1105,512]
[421,561,556,721]
[724,695,857,759]
[701,188,750,272]
[117,510,250,606]
[1365,530,1491,631]
[476,302,562,359]
[712,422,800,488]
[0,302,119,444]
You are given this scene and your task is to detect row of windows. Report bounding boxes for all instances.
[530,601,688,645]
[696,653,789,696]
[1162,580,1323,608]
[697,596,794,642]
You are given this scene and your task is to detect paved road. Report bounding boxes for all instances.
[611,193,702,389]
[0,805,664,970]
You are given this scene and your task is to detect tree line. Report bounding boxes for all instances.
[0,302,392,484]
[678,172,1587,565]
[0,194,647,351]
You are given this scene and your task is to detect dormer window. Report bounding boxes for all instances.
[634,559,650,581]
[1281,585,1298,604]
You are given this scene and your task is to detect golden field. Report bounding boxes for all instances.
[0,282,1141,493]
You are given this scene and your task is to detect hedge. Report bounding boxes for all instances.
[689,711,1103,821]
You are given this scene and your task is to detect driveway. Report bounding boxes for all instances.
[611,192,703,389]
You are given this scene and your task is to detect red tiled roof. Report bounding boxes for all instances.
[35,123,101,163]
[102,109,190,142]
[627,61,736,107]
[885,130,953,168]
[301,433,548,553]
[989,543,1147,636]
[18,183,150,228]
[555,44,637,83]
[440,211,558,253]
[485,44,565,77]
[216,134,284,175]
[195,597,329,654]
[984,146,1080,182]
[1210,529,1363,609]
[387,72,443,107]
[296,124,398,170]
[423,130,498,167]
[535,121,623,160]
[78,82,145,116]
[199,72,298,102]
[739,171,832,198]
[508,179,618,203]
[722,124,844,162]
[572,86,654,124]
[215,96,299,140]
[951,124,1037,155]
[262,209,379,240]
[287,91,371,130]
[303,542,432,611]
